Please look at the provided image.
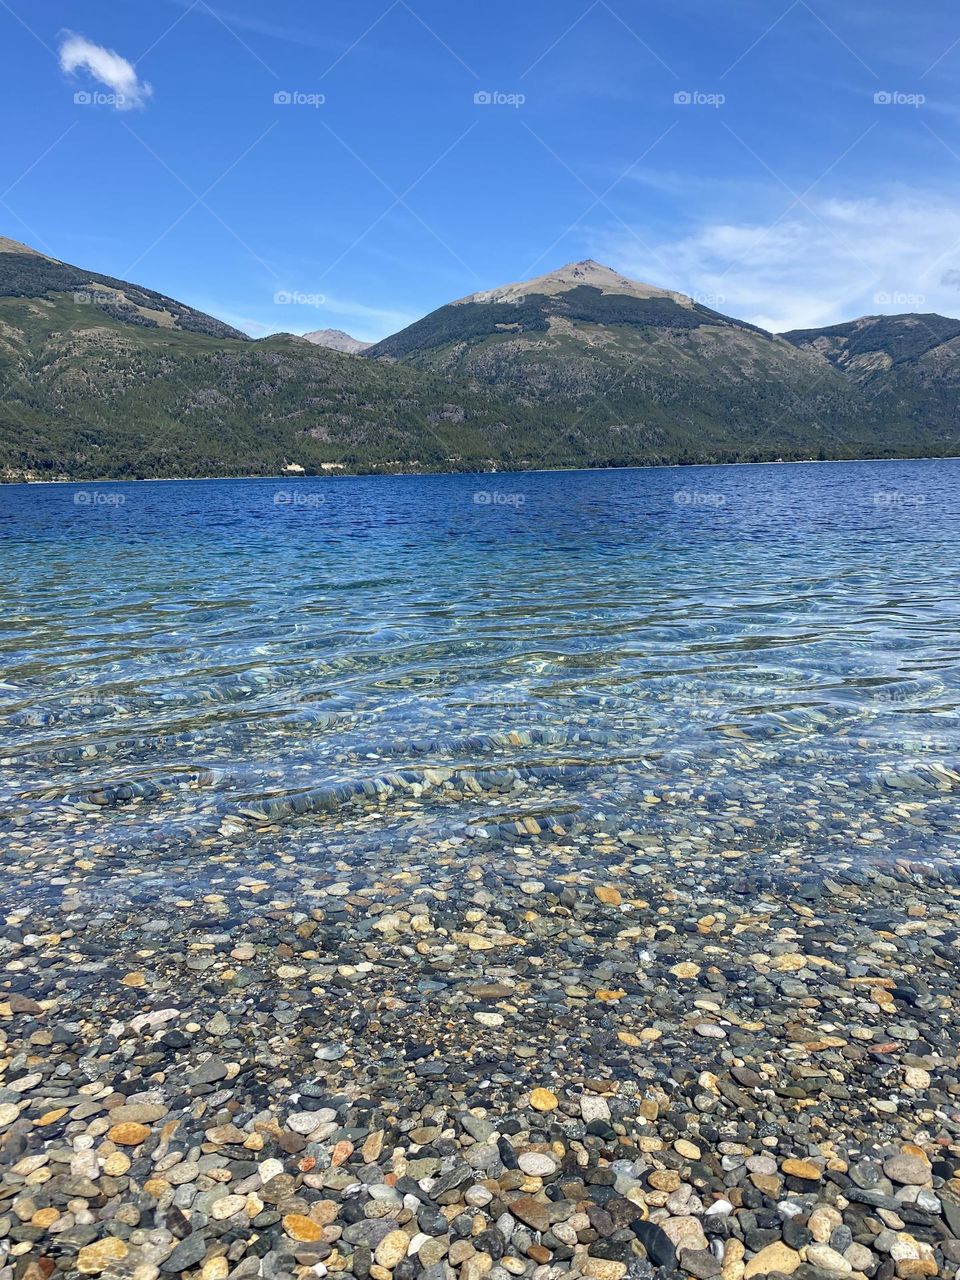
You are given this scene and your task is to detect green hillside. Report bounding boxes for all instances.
[783,313,960,436]
[1,243,957,480]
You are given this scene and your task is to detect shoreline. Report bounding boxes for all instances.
[2,453,960,489]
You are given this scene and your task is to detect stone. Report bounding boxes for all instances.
[684,1249,722,1279]
[0,1103,21,1127]
[315,1042,348,1060]
[107,1122,151,1146]
[582,1259,627,1280]
[805,1245,853,1273]
[884,1152,930,1186]
[580,1095,611,1124]
[675,1139,701,1160]
[782,1159,821,1181]
[649,1170,681,1193]
[743,1242,801,1278]
[374,1230,411,1269]
[284,1214,325,1243]
[37,1107,68,1126]
[188,1058,228,1086]
[363,1130,385,1162]
[331,1138,354,1165]
[212,1195,246,1220]
[633,1221,678,1270]
[661,1216,708,1254]
[77,1239,130,1275]
[808,1207,842,1243]
[844,1244,876,1271]
[722,1239,745,1280]
[419,1240,448,1268]
[529,1088,558,1112]
[462,1254,493,1280]
[258,1157,284,1183]
[474,1012,504,1027]
[594,886,622,906]
[510,1196,553,1233]
[751,1174,781,1196]
[108,1103,167,1124]
[287,1111,324,1134]
[517,1152,557,1177]
[8,993,42,1014]
[161,1234,208,1273]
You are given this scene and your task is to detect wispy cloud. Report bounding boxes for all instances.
[599,192,960,330]
[317,294,416,329]
[156,0,342,51]
[59,32,153,110]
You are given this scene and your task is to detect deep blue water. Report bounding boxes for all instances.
[2,459,959,897]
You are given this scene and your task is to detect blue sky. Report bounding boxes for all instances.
[4,0,960,339]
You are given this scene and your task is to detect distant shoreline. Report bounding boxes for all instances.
[3,453,959,488]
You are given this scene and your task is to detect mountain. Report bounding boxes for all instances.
[303,328,373,354]
[367,259,871,452]
[782,313,960,433]
[0,237,555,481]
[1,241,957,481]
[0,237,248,340]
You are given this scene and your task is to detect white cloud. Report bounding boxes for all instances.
[59,32,153,110]
[599,193,960,331]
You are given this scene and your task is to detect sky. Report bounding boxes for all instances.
[3,0,960,340]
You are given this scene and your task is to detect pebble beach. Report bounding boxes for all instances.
[2,465,959,1280]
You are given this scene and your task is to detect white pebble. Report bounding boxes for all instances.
[473,1012,504,1027]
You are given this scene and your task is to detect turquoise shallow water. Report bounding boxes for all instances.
[1,459,959,898]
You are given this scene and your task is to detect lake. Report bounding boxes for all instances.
[2,459,960,1278]
[2,458,958,904]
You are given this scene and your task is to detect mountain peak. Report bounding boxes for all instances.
[302,328,373,354]
[455,259,690,307]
